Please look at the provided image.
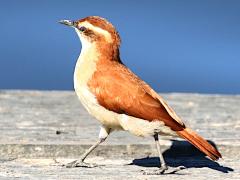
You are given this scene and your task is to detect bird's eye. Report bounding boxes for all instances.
[79,26,87,32]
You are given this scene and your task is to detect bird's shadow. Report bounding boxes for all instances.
[129,140,233,173]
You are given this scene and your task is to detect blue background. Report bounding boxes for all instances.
[0,0,239,94]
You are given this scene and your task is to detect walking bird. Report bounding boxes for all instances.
[59,16,221,174]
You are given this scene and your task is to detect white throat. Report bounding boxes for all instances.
[75,28,92,54]
[73,28,99,89]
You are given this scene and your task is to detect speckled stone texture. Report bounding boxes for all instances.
[0,90,239,179]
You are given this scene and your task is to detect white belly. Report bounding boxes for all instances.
[73,48,176,137]
[74,83,176,137]
[74,84,123,129]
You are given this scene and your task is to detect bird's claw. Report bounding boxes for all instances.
[65,160,97,168]
[142,165,185,175]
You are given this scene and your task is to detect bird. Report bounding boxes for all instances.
[59,16,222,174]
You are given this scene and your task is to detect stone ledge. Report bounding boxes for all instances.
[0,143,239,159]
[0,90,239,156]
[0,90,239,179]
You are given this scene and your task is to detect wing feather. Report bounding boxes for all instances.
[88,62,185,131]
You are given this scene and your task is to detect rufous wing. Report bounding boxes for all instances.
[88,62,185,131]
[87,62,222,160]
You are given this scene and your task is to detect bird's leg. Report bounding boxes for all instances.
[143,134,185,175]
[65,126,110,168]
[65,139,103,168]
[154,133,168,173]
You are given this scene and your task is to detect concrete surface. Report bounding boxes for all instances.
[0,90,239,179]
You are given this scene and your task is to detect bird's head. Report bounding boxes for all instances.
[59,16,121,60]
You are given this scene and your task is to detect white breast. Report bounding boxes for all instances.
[73,28,176,137]
[73,42,122,129]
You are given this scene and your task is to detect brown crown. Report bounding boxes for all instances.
[78,16,121,47]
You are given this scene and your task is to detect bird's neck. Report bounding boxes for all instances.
[96,41,121,62]
[74,41,121,87]
[83,42,120,61]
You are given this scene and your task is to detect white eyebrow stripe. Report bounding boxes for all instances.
[80,21,113,42]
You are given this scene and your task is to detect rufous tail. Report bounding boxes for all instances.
[177,128,222,160]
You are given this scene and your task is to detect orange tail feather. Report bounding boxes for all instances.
[177,128,222,160]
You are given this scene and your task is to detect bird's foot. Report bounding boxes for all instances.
[65,160,98,168]
[142,165,185,175]
[142,165,168,175]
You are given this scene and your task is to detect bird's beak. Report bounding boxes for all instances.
[58,20,76,27]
